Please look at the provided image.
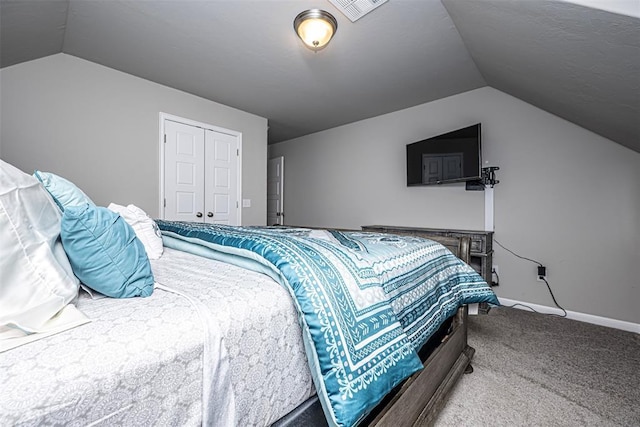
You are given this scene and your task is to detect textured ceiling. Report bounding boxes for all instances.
[442,0,640,153]
[1,0,638,152]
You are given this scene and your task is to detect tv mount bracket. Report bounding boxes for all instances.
[481,166,500,188]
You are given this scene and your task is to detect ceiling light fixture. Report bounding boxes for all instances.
[294,9,338,51]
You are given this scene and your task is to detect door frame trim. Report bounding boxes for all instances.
[159,112,243,224]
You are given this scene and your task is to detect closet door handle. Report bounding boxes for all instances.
[207,212,213,218]
[196,212,203,218]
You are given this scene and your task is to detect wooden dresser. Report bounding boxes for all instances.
[361,225,495,312]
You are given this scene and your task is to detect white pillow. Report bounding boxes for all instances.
[0,160,88,351]
[107,203,163,259]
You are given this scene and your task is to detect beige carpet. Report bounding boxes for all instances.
[434,307,640,427]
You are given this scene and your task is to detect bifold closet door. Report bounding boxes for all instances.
[164,119,240,225]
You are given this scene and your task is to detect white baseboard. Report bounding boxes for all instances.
[498,298,640,334]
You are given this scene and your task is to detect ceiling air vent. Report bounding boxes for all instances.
[329,0,388,22]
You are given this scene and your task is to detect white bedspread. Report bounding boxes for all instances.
[0,248,315,426]
[151,248,316,426]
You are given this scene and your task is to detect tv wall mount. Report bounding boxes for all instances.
[466,166,500,191]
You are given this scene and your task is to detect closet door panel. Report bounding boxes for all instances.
[164,120,205,222]
[204,129,238,225]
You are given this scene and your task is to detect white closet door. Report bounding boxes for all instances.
[204,129,239,225]
[164,120,205,222]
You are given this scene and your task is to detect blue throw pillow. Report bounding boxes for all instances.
[61,204,154,298]
[34,170,95,212]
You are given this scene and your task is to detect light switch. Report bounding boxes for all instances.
[242,199,251,208]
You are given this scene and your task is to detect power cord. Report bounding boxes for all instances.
[539,276,567,318]
[494,239,543,266]
[494,239,567,318]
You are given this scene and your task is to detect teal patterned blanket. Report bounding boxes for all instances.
[156,222,498,427]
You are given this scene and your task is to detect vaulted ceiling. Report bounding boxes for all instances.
[1,0,638,152]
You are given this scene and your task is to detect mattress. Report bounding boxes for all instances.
[0,247,315,426]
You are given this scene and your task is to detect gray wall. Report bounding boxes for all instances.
[0,53,268,225]
[270,87,640,325]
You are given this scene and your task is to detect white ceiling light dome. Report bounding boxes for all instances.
[294,9,338,51]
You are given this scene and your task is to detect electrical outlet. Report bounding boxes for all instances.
[537,265,547,282]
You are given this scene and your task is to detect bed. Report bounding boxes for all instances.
[0,160,498,427]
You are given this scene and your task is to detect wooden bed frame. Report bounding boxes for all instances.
[273,232,475,427]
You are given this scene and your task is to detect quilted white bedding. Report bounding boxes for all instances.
[0,248,315,426]
[151,248,316,425]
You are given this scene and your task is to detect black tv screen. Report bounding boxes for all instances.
[406,123,482,186]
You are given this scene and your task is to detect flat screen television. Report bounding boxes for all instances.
[406,123,482,186]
